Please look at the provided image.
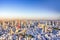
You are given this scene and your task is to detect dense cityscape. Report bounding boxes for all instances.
[0,0,60,40]
[0,18,60,40]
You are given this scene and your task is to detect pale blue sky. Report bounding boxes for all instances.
[0,0,60,19]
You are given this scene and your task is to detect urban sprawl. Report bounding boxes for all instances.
[0,19,60,40]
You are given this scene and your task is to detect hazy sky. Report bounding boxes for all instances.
[0,0,60,19]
